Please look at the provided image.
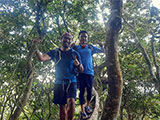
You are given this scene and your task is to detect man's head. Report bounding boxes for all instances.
[78,30,88,45]
[61,32,73,48]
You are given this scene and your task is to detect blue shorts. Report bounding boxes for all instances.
[53,82,77,105]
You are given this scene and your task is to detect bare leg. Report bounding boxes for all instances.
[67,98,75,120]
[81,104,85,113]
[80,104,89,119]
[85,100,93,114]
[60,105,67,120]
[86,100,90,108]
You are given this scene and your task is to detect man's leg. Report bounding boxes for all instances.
[86,85,92,107]
[80,104,89,119]
[78,74,90,119]
[60,105,67,120]
[53,84,67,120]
[85,87,93,114]
[84,86,93,114]
[85,74,94,114]
[66,82,77,120]
[67,98,75,120]
[86,100,90,108]
[79,78,86,113]
[80,104,85,113]
[79,85,85,112]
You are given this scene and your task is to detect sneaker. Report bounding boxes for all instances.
[81,112,89,119]
[85,106,93,114]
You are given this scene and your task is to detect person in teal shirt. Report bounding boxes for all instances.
[34,32,83,120]
[73,30,104,119]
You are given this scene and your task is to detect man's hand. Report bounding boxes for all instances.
[98,42,103,48]
[32,37,41,45]
[74,56,80,67]
[74,56,83,72]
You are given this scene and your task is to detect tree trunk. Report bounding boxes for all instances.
[101,0,123,120]
[10,44,36,120]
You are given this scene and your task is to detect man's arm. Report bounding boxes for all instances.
[92,43,104,54]
[98,42,105,52]
[35,49,50,61]
[33,38,51,62]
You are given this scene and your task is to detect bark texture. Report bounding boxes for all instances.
[101,0,123,120]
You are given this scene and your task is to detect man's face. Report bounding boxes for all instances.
[62,35,72,48]
[79,33,88,44]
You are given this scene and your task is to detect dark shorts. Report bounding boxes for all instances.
[53,82,77,105]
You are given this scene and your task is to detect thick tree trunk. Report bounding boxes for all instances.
[101,0,123,120]
[10,44,36,120]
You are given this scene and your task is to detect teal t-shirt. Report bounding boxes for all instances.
[47,48,82,84]
[74,45,104,75]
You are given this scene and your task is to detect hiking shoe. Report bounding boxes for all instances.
[81,112,89,119]
[85,106,93,114]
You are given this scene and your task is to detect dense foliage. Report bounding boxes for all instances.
[0,0,160,120]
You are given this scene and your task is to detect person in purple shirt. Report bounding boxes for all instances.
[33,32,83,120]
[73,30,104,119]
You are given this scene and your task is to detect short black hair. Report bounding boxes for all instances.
[78,30,88,37]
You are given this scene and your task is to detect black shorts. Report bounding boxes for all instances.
[53,82,77,105]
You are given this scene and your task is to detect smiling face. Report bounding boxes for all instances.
[62,34,72,48]
[79,32,88,45]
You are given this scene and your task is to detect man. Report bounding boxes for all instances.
[73,30,104,119]
[33,32,83,120]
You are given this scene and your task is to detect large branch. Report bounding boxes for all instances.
[150,32,160,82]
[89,87,100,120]
[62,1,69,32]
[56,14,62,36]
[10,44,36,120]
[101,0,123,120]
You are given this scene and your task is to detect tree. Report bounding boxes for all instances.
[101,0,123,119]
[1,0,160,119]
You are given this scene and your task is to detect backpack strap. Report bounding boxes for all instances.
[88,44,94,55]
[54,48,76,66]
[88,44,93,51]
[54,48,61,66]
[72,45,78,51]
